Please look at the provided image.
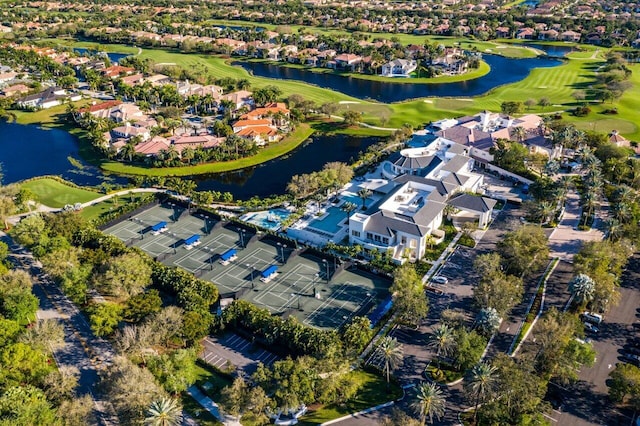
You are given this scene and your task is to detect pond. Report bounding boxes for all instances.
[192,134,379,199]
[0,122,377,199]
[73,48,131,64]
[237,54,563,103]
[0,122,122,186]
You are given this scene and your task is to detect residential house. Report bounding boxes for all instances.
[78,100,122,117]
[120,73,145,86]
[0,72,18,84]
[220,90,254,111]
[381,59,417,77]
[170,135,224,155]
[538,29,559,40]
[145,74,171,87]
[495,27,511,38]
[560,30,582,42]
[516,28,535,39]
[16,86,69,109]
[134,136,171,156]
[332,53,363,70]
[101,65,135,79]
[0,84,29,97]
[239,103,290,126]
[111,123,151,141]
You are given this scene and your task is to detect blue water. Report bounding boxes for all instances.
[310,206,347,233]
[0,122,123,186]
[73,48,130,64]
[243,209,291,230]
[237,54,563,103]
[341,194,363,207]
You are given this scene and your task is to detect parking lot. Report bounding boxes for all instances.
[201,332,280,375]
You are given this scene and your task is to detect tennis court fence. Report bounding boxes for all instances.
[155,252,171,262]
[234,287,251,300]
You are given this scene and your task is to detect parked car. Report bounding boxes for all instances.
[431,276,449,284]
[581,312,603,325]
[584,322,599,334]
[622,353,640,367]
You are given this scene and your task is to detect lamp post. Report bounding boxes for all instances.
[204,215,210,234]
[246,263,255,288]
[239,229,246,248]
[291,293,300,310]
[169,202,176,222]
[322,259,329,283]
[277,242,287,263]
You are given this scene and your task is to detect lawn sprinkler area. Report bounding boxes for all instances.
[239,208,292,231]
[104,203,391,330]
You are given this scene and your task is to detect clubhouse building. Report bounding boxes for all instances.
[348,137,495,263]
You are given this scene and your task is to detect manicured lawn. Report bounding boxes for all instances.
[298,371,402,425]
[21,178,101,208]
[100,123,314,176]
[179,360,230,426]
[79,192,155,222]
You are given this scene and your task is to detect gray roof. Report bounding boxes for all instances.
[442,172,470,187]
[448,193,497,213]
[441,155,471,173]
[393,154,439,170]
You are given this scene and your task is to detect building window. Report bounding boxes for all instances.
[352,230,360,237]
[374,235,381,242]
[366,232,373,240]
[401,236,407,245]
[382,237,389,244]
[410,239,417,249]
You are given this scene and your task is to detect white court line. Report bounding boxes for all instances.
[253,263,318,308]
[303,281,372,326]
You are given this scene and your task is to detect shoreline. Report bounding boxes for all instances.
[239,58,492,85]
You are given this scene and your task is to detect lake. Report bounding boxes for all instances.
[192,134,379,199]
[0,122,377,199]
[237,54,563,103]
[0,122,122,186]
[73,48,131,64]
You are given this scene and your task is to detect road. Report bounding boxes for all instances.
[1,233,119,425]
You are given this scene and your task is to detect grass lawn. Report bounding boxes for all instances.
[79,192,155,222]
[298,371,402,425]
[310,119,393,137]
[179,360,230,426]
[21,178,101,208]
[100,123,314,176]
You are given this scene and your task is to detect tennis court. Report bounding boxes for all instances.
[104,203,392,330]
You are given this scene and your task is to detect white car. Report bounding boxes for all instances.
[431,276,448,284]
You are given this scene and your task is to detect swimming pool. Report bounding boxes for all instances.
[309,206,347,234]
[242,209,291,231]
[341,193,364,208]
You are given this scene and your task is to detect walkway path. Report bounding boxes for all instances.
[186,386,241,426]
[548,188,603,261]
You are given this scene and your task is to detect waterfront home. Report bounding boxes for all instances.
[381,59,417,77]
[434,111,561,163]
[232,118,280,145]
[332,54,363,70]
[145,74,171,87]
[560,30,582,42]
[134,136,170,156]
[171,135,224,155]
[430,48,469,75]
[349,138,492,263]
[101,65,136,79]
[239,103,290,126]
[111,123,151,141]
[16,86,74,109]
[78,100,122,117]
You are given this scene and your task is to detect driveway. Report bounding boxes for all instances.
[548,189,604,261]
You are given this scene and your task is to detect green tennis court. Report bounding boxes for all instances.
[104,203,391,330]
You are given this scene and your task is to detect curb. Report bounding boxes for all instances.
[320,401,395,426]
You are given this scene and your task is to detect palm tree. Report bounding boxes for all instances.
[341,201,358,221]
[120,142,137,162]
[357,188,372,210]
[510,126,527,143]
[145,398,183,426]
[428,324,455,368]
[412,382,446,425]
[464,362,497,422]
[539,201,555,224]
[378,336,403,384]
[568,273,596,307]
